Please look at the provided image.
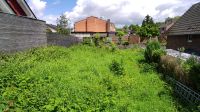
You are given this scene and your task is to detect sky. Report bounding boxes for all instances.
[27,0,199,27]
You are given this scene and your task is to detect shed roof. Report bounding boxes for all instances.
[168,2,200,35]
[47,24,57,30]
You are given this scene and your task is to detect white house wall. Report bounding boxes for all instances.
[0,0,15,14]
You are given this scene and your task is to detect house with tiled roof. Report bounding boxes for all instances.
[167,2,200,54]
[72,16,116,38]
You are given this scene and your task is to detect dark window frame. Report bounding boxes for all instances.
[187,35,192,43]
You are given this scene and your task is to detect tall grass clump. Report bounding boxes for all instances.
[159,55,188,83]
[109,60,125,76]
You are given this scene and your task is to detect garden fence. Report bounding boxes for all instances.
[166,76,200,108]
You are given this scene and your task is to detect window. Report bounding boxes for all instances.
[187,35,192,43]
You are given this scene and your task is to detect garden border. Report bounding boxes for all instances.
[166,75,200,109]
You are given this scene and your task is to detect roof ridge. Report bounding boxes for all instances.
[168,2,200,35]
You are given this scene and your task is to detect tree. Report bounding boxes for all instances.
[122,25,129,34]
[142,15,154,27]
[129,24,140,34]
[138,15,159,40]
[56,14,70,35]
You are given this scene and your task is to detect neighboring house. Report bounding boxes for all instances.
[159,17,177,40]
[0,0,46,52]
[46,24,57,33]
[0,0,36,18]
[72,16,116,39]
[167,2,200,54]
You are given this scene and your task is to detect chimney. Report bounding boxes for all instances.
[106,19,110,33]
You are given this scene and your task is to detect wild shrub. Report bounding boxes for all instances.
[93,33,100,47]
[189,63,200,91]
[185,56,199,67]
[116,30,125,45]
[110,42,117,52]
[140,63,156,73]
[109,60,125,76]
[184,56,200,91]
[144,41,166,63]
[160,55,200,92]
[82,37,93,45]
[123,41,129,47]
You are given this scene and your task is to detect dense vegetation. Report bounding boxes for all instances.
[0,45,189,111]
[144,41,199,111]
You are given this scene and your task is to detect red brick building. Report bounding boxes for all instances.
[167,2,200,54]
[72,16,116,38]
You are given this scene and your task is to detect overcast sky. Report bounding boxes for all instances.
[27,0,199,27]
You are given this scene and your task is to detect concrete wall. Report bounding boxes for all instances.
[167,35,200,53]
[71,32,109,40]
[47,33,81,47]
[71,33,91,40]
[0,13,46,52]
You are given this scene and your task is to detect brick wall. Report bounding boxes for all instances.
[74,16,115,33]
[0,13,46,52]
[128,35,140,44]
[111,35,140,44]
[47,33,81,47]
[167,35,200,53]
[74,20,86,32]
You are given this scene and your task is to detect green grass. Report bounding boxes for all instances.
[0,45,182,111]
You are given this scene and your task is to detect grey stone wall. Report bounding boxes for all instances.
[47,33,81,47]
[0,13,46,52]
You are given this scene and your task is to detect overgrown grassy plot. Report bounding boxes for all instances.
[0,45,183,111]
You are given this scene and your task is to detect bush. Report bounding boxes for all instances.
[110,42,117,52]
[184,56,200,91]
[82,37,93,45]
[109,60,125,76]
[140,63,156,73]
[189,63,200,91]
[116,31,125,45]
[94,33,100,47]
[144,41,166,63]
[185,56,199,67]
[160,55,200,92]
[123,41,129,46]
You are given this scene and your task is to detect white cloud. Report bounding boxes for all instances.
[27,0,46,17]
[42,15,59,25]
[27,0,199,26]
[52,0,61,5]
[65,0,199,27]
[27,0,59,24]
